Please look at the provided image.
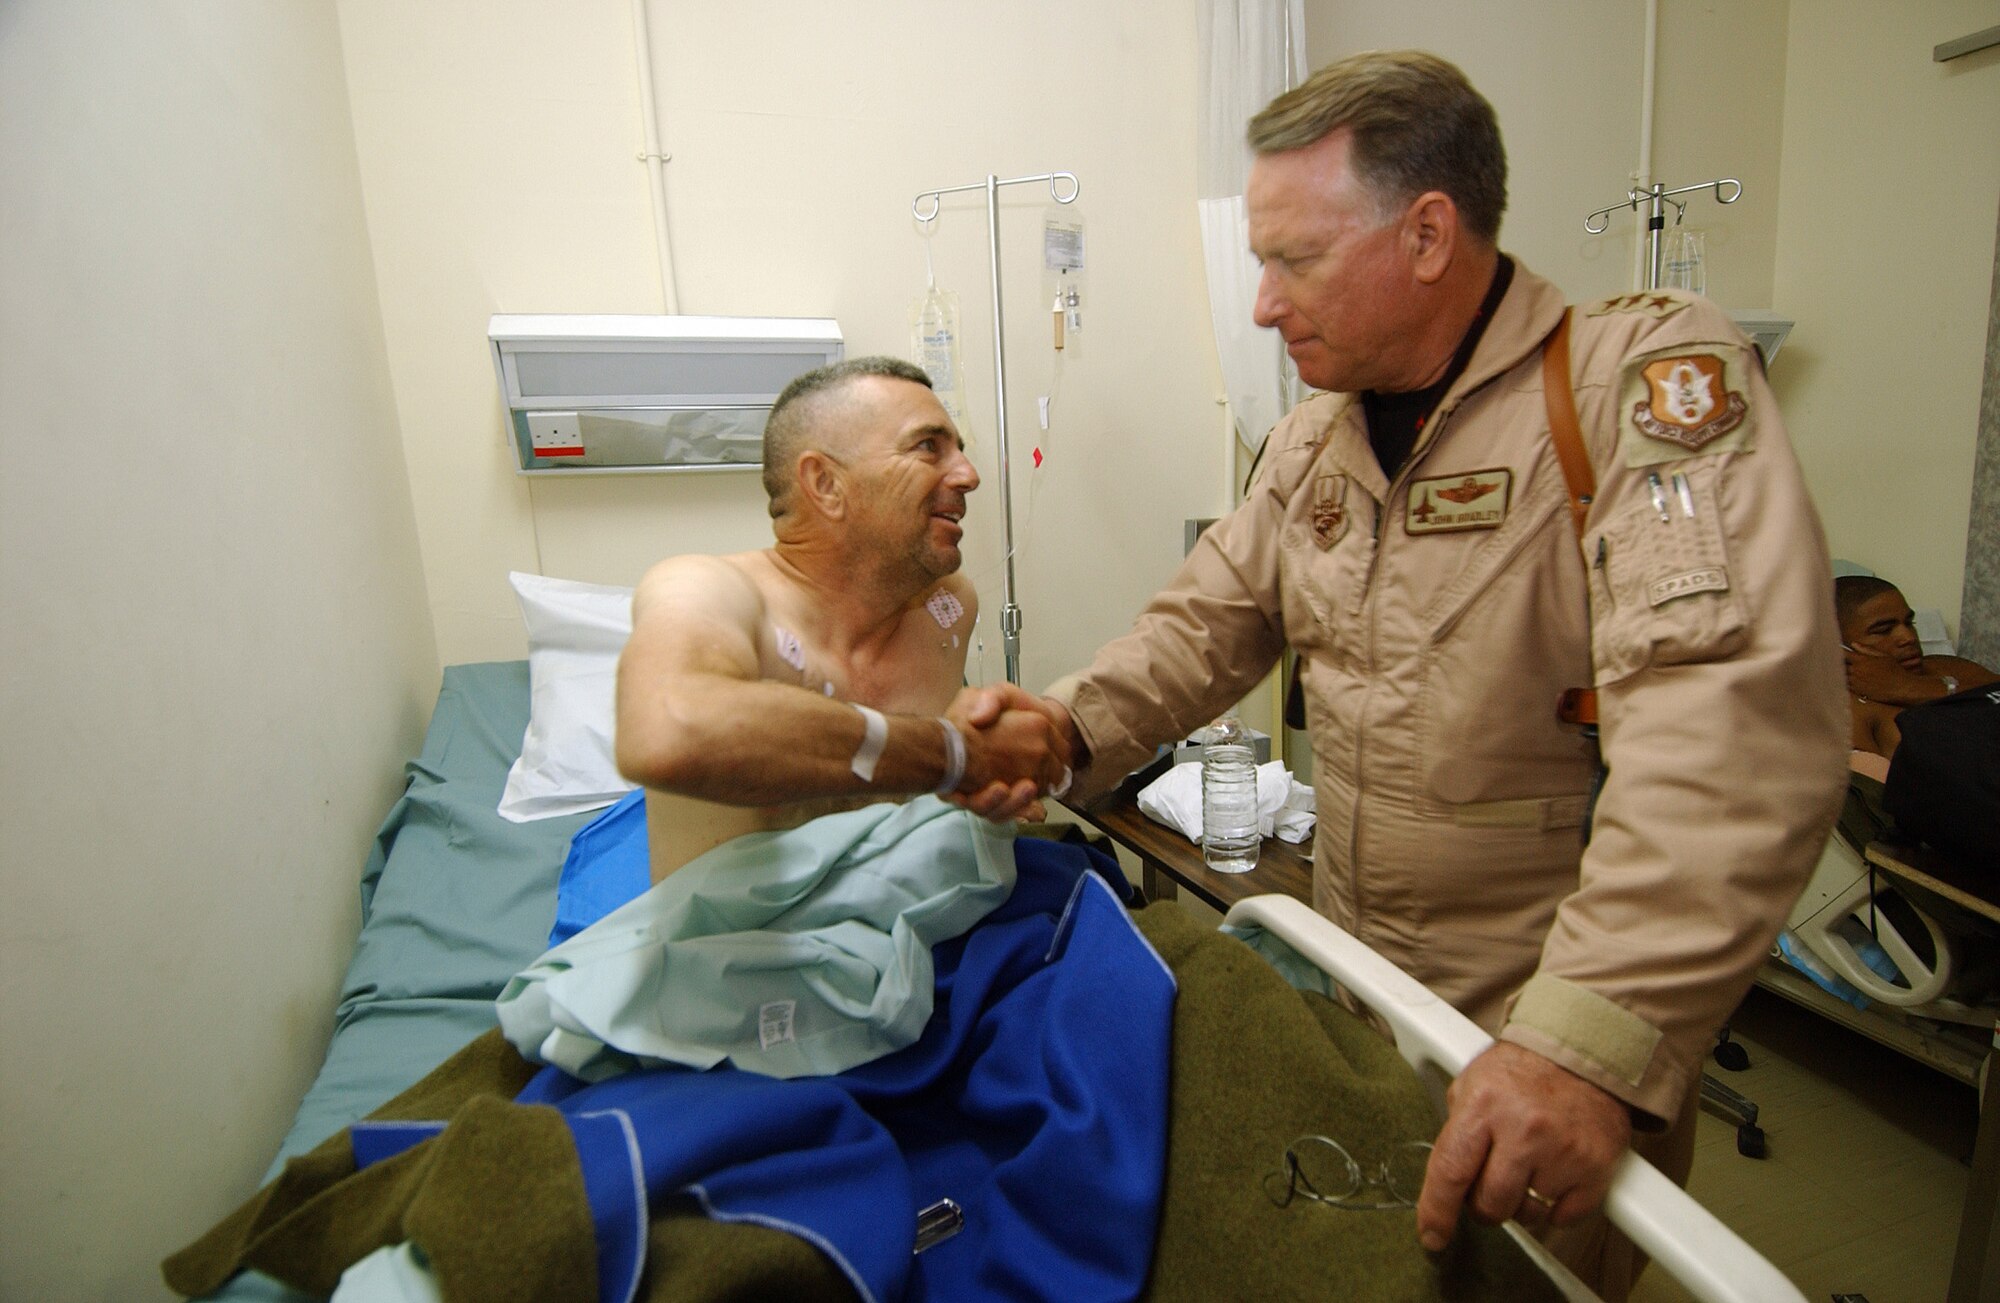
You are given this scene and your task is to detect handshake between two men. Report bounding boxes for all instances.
[939,682,1083,824]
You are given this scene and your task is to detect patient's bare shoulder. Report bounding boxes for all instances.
[1931,655,1998,690]
[620,555,776,703]
[632,552,769,632]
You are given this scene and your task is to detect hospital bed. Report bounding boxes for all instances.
[1732,754,2000,1122]
[189,659,1804,1303]
[1778,562,1996,1034]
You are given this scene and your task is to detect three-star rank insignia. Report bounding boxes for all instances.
[1586,292,1690,320]
[1310,473,1349,549]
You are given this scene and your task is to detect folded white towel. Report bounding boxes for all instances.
[1135,760,1315,845]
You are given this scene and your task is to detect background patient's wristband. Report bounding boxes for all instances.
[934,718,966,795]
[849,704,888,782]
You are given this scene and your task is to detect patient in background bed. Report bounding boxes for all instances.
[615,356,1070,881]
[1837,574,1995,759]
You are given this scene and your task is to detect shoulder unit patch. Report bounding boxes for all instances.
[1618,345,1758,467]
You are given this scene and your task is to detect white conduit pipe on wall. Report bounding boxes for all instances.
[1632,0,1659,293]
[632,0,681,314]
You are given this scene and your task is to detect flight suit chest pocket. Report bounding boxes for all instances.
[1584,464,1747,683]
[1281,493,1374,661]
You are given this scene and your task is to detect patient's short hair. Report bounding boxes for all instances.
[762,356,934,517]
[1834,574,1901,637]
[1247,50,1507,244]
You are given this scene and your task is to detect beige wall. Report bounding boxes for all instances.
[0,4,437,1299]
[1771,0,2000,635]
[1306,0,2000,639]
[335,0,1229,698]
[1308,0,1790,311]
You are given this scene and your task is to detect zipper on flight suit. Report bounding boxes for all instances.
[1344,363,1511,923]
[1348,393,1466,928]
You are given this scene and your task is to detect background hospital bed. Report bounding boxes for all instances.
[199,660,1801,1303]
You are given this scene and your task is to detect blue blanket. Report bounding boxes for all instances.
[549,787,651,948]
[362,818,1173,1303]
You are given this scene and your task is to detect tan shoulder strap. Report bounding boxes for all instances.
[1542,307,1595,540]
[1543,307,1599,729]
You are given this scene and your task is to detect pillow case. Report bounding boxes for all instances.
[497,571,638,822]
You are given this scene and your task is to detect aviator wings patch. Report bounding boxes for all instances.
[1406,469,1512,534]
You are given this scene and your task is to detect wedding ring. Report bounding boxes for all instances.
[1523,1186,1556,1211]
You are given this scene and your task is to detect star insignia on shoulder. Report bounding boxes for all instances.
[1586,292,1691,321]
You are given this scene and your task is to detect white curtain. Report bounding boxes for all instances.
[1197,0,1308,458]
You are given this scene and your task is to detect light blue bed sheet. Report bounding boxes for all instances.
[201,660,590,1303]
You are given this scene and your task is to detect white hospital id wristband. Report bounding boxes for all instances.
[934,718,966,795]
[849,703,888,782]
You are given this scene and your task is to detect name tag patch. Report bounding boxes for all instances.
[1649,567,1730,607]
[1406,469,1511,535]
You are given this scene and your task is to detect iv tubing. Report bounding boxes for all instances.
[631,0,680,313]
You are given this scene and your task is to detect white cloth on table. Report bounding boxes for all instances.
[1135,759,1314,844]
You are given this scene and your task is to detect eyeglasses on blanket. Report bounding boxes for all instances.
[1266,1136,1435,1211]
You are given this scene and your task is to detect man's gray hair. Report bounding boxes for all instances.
[762,356,934,517]
[1247,50,1507,244]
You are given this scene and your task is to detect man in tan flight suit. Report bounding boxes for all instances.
[970,52,1848,1298]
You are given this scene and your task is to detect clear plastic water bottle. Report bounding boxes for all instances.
[1201,714,1260,873]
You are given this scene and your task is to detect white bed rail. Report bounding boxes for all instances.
[1223,894,1808,1303]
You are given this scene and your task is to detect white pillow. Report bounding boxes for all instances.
[497,571,638,822]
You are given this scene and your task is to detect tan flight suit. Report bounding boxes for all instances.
[1050,261,1848,1295]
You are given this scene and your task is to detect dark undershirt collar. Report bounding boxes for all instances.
[1362,256,1514,480]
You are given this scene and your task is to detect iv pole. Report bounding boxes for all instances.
[911,170,1080,685]
[1585,177,1741,291]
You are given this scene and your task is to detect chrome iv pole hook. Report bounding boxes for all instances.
[1584,199,1630,234]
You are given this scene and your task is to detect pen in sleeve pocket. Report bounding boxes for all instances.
[1646,472,1670,523]
[1671,472,1696,519]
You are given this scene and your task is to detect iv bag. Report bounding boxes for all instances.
[1661,227,1705,296]
[910,287,970,429]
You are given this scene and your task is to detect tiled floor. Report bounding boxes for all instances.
[1632,984,1980,1303]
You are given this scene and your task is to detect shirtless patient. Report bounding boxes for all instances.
[1837,574,1996,759]
[614,356,1072,881]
